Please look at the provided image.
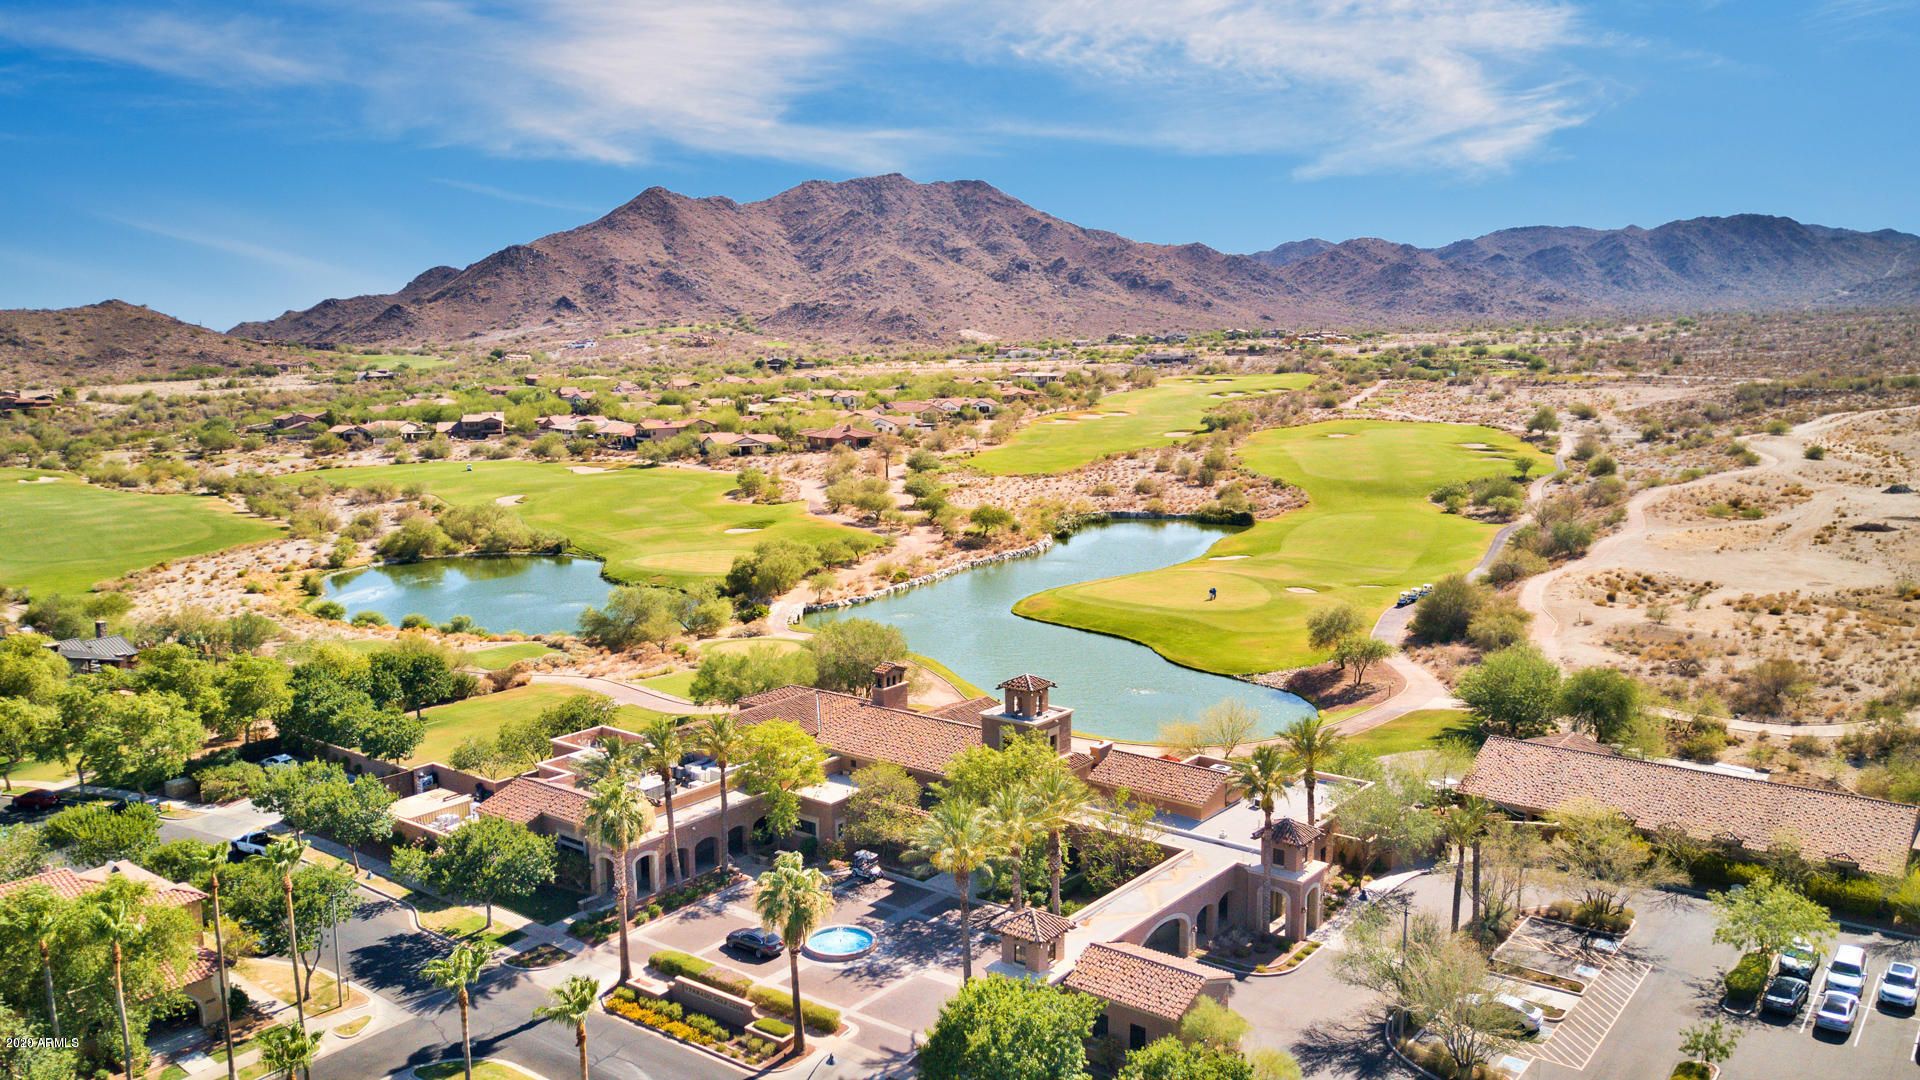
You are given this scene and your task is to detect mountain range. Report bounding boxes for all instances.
[59,176,1920,349]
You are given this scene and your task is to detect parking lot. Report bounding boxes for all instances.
[627,873,988,1061]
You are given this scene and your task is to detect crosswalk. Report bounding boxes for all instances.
[1528,959,1653,1071]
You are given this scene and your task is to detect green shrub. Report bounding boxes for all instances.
[750,1017,792,1038]
[648,949,749,997]
[196,762,267,803]
[1805,873,1887,918]
[747,984,841,1033]
[1724,951,1769,1002]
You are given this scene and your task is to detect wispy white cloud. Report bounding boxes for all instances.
[96,214,343,277]
[429,179,600,214]
[0,0,1603,178]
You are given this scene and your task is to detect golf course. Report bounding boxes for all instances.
[307,461,882,587]
[969,372,1316,475]
[1011,419,1553,674]
[0,469,281,597]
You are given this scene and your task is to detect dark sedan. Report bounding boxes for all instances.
[725,927,785,959]
[1761,974,1810,1017]
[5,788,60,813]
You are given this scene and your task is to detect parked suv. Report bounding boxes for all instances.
[1825,944,1868,994]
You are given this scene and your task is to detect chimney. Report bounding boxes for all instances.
[95,619,106,639]
[1090,741,1114,767]
[870,662,910,711]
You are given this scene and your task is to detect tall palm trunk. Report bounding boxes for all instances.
[112,941,134,1080]
[956,869,973,983]
[1008,844,1026,910]
[1470,841,1484,928]
[1450,844,1465,933]
[1257,808,1275,932]
[210,875,238,1080]
[1304,774,1318,827]
[1047,830,1064,915]
[716,774,731,876]
[37,942,57,1040]
[575,1020,590,1080]
[613,844,632,985]
[661,781,683,883]
[787,948,806,1055]
[456,988,473,1080]
[281,877,307,1034]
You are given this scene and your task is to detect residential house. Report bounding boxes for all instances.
[449,412,506,439]
[638,418,718,443]
[1064,941,1232,1055]
[826,390,864,408]
[1138,350,1195,365]
[537,415,640,450]
[929,396,998,416]
[328,419,427,443]
[797,424,878,450]
[250,412,325,438]
[0,390,56,412]
[46,620,139,672]
[355,369,397,381]
[700,431,783,456]
[849,409,904,436]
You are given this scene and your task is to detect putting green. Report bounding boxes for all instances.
[1012,419,1551,674]
[0,469,281,597]
[969,373,1315,475]
[305,461,881,588]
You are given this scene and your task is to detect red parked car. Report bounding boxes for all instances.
[7,788,60,812]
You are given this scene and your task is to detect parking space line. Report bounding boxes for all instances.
[1855,979,1879,1046]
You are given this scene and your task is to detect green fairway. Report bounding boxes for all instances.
[306,461,880,587]
[968,373,1316,475]
[0,469,281,597]
[1344,709,1477,757]
[339,352,450,371]
[1013,419,1552,673]
[638,668,698,700]
[407,684,668,774]
[464,642,560,670]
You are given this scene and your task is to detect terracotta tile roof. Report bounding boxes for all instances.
[477,777,590,830]
[0,863,206,908]
[1063,941,1225,1023]
[0,867,92,901]
[1526,732,1615,754]
[1460,737,1920,876]
[1254,818,1324,847]
[736,688,983,777]
[991,906,1073,942]
[997,674,1056,692]
[926,696,999,724]
[1085,749,1228,812]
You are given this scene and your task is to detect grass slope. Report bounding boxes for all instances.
[408,684,667,774]
[307,461,878,588]
[1344,709,1477,757]
[0,469,280,596]
[968,373,1315,476]
[1013,419,1552,673]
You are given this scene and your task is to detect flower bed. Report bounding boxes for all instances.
[505,943,570,969]
[603,987,780,1065]
[1490,959,1586,995]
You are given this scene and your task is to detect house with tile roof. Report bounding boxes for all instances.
[1461,736,1920,877]
[47,620,139,672]
[1064,940,1232,1053]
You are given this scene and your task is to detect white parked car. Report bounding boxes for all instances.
[1814,990,1860,1034]
[1826,944,1868,994]
[261,754,297,768]
[1490,993,1545,1034]
[228,831,273,860]
[1880,962,1918,1010]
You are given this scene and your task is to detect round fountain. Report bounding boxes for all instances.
[804,924,877,962]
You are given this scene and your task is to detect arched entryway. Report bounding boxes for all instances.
[728,825,746,855]
[694,836,719,873]
[1143,915,1191,957]
[633,853,655,896]
[1268,890,1291,935]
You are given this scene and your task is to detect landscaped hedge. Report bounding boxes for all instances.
[1682,853,1893,919]
[648,949,752,998]
[603,987,778,1065]
[750,1017,793,1038]
[195,762,267,804]
[1724,951,1769,1002]
[747,984,842,1034]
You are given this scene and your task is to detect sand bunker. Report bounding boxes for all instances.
[568,466,608,474]
[723,527,761,535]
[16,476,58,484]
[1209,555,1250,561]
[1325,433,1353,439]
[494,494,525,506]
[1286,587,1318,594]
[1163,431,1194,437]
[1461,442,1492,450]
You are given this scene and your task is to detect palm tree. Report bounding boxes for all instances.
[423,941,489,1080]
[0,887,63,1041]
[637,714,688,883]
[1444,798,1496,933]
[1230,744,1291,931]
[97,895,145,1080]
[987,785,1040,910]
[753,851,833,1056]
[259,836,309,1037]
[1277,714,1342,827]
[694,714,746,876]
[911,798,995,983]
[575,732,648,789]
[185,844,240,1080]
[534,975,601,1080]
[1027,768,1090,915]
[256,1024,322,1080]
[584,778,655,985]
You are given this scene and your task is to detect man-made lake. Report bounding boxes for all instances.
[806,520,1315,743]
[323,555,611,635]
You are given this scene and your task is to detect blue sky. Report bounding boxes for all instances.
[1,1,1915,330]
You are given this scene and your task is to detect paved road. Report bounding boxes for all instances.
[162,808,737,1079]
[527,673,727,715]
